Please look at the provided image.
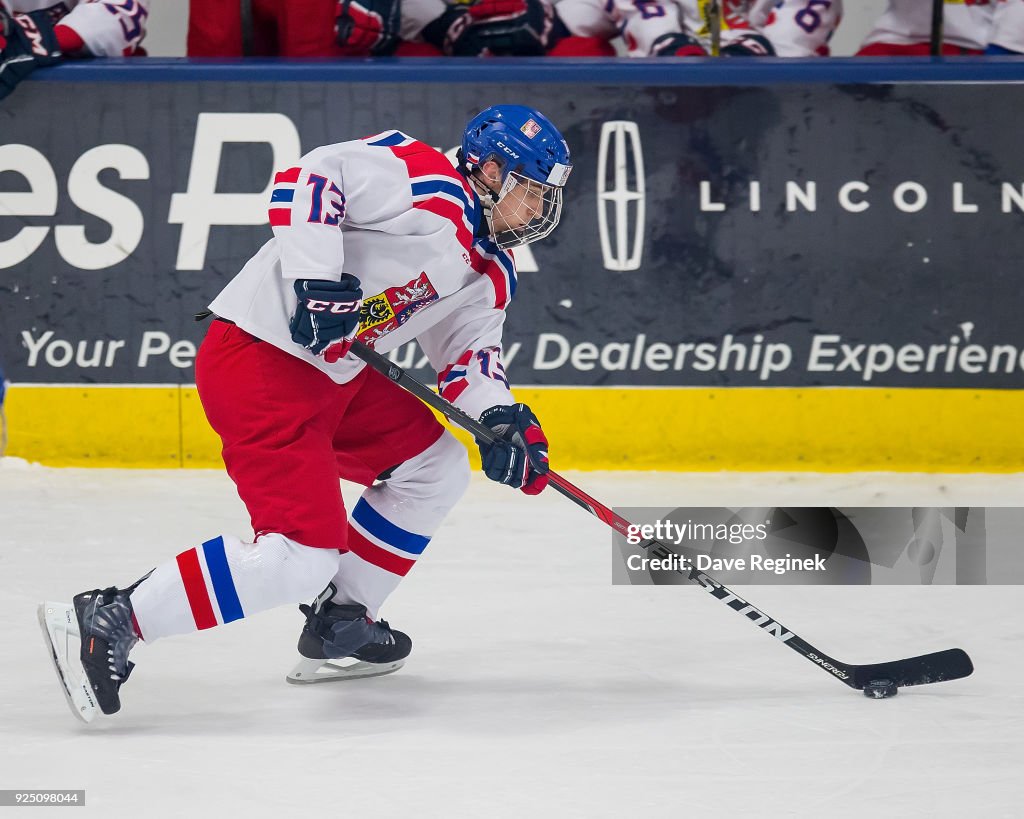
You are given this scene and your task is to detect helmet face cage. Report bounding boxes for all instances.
[489,170,564,250]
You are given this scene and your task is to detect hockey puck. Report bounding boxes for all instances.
[863,679,898,699]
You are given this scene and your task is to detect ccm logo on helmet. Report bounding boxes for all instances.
[496,141,521,160]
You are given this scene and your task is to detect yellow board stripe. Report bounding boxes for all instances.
[4,385,1023,471]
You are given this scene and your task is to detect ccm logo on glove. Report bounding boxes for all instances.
[305,297,360,314]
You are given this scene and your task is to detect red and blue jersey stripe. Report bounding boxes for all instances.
[437,346,509,404]
[471,238,517,310]
[365,130,415,149]
[365,131,479,252]
[438,349,474,403]
[269,166,301,227]
[477,346,510,389]
[363,132,514,308]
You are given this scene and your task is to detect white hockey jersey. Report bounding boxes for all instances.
[989,0,1024,52]
[752,0,842,57]
[861,0,994,51]
[3,0,147,56]
[209,131,518,421]
[553,0,840,57]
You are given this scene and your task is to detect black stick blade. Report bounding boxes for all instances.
[852,648,973,689]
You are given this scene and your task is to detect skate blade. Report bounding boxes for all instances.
[37,602,99,724]
[286,656,405,685]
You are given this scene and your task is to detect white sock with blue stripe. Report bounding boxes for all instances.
[131,533,340,642]
[330,432,472,619]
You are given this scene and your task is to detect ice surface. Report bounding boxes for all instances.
[2,459,1022,818]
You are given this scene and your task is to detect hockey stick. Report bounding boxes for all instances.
[706,0,722,57]
[0,364,7,457]
[240,0,255,56]
[350,340,974,695]
[930,0,944,57]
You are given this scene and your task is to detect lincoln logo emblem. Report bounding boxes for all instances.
[597,121,645,271]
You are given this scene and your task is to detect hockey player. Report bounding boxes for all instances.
[39,105,571,722]
[611,0,785,58]
[187,0,589,57]
[429,0,841,59]
[986,0,1024,54]
[0,0,147,100]
[187,0,411,57]
[857,0,993,56]
[750,0,841,57]
[406,0,720,57]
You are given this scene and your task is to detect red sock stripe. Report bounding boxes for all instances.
[176,548,218,630]
[346,528,416,577]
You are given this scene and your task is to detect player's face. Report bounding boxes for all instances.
[491,178,545,233]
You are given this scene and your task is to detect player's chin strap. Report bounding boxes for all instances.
[473,180,498,240]
[458,150,502,240]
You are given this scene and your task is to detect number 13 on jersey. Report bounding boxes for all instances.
[307,174,346,226]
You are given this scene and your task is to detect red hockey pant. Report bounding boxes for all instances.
[195,321,445,551]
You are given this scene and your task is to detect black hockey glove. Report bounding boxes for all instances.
[720,32,776,56]
[476,403,549,495]
[422,0,566,56]
[0,8,62,101]
[290,276,363,362]
[334,0,401,56]
[651,31,708,56]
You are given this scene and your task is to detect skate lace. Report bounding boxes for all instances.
[299,603,328,634]
[376,620,396,645]
[89,589,139,682]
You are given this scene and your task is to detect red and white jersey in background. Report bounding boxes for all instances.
[2,0,147,55]
[750,0,842,56]
[209,131,518,420]
[684,0,841,56]
[553,0,840,57]
[990,0,1024,51]
[861,0,994,51]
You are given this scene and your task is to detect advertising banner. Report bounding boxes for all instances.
[3,76,1023,389]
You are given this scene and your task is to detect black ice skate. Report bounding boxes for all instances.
[38,584,141,723]
[286,584,411,684]
[74,587,140,714]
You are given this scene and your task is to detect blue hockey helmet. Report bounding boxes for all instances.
[460,105,572,248]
